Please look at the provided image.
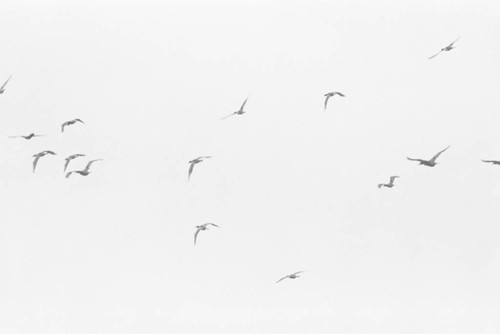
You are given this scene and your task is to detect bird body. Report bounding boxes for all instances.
[276,271,305,283]
[407,146,450,167]
[429,37,461,60]
[188,156,211,180]
[194,223,219,245]
[324,91,345,110]
[32,150,56,173]
[378,176,399,188]
[220,97,249,120]
[66,159,102,178]
[0,75,12,94]
[61,118,84,132]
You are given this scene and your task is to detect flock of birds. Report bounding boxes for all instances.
[184,36,500,284]
[4,83,103,178]
[4,36,498,285]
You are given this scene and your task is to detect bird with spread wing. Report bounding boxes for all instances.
[276,271,305,283]
[61,118,84,133]
[188,156,211,180]
[66,159,103,178]
[194,223,219,245]
[378,176,399,189]
[429,37,461,60]
[220,97,249,120]
[9,133,45,140]
[324,91,345,110]
[32,150,56,173]
[407,146,451,167]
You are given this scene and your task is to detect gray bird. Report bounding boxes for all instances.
[324,91,345,110]
[220,97,249,120]
[482,159,500,165]
[64,154,86,172]
[194,223,219,245]
[428,37,461,60]
[407,146,450,167]
[9,133,45,140]
[66,159,103,178]
[33,150,56,173]
[61,118,84,133]
[276,271,305,283]
[0,75,12,94]
[378,176,399,189]
[188,156,211,180]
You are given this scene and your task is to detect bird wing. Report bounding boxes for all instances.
[407,157,425,162]
[448,36,461,48]
[292,271,304,275]
[428,50,442,60]
[276,275,290,283]
[188,162,195,180]
[76,118,84,123]
[63,159,71,172]
[377,183,384,188]
[389,176,398,184]
[84,159,102,172]
[194,228,201,245]
[324,95,331,110]
[208,223,219,227]
[220,112,236,120]
[8,135,22,138]
[61,122,67,133]
[239,97,249,112]
[32,155,41,173]
[0,75,12,90]
[65,171,74,178]
[430,145,450,162]
[336,92,346,97]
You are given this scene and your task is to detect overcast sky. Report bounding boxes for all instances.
[1,0,500,333]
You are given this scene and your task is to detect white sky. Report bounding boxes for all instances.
[1,0,500,333]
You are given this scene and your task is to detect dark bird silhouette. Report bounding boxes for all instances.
[61,118,84,133]
[194,223,219,245]
[429,37,461,60]
[188,156,211,180]
[64,154,86,172]
[32,150,56,173]
[482,159,500,165]
[276,271,305,283]
[407,146,451,167]
[324,91,345,110]
[378,176,399,189]
[66,159,103,178]
[0,75,12,94]
[9,133,45,140]
[220,97,249,120]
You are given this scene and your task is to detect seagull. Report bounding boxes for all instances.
[378,176,399,189]
[428,37,461,60]
[482,159,500,165]
[276,271,305,283]
[64,154,86,172]
[220,97,249,120]
[61,118,84,133]
[188,156,211,180]
[32,150,56,173]
[9,133,45,140]
[0,75,12,94]
[407,146,451,167]
[66,159,103,178]
[324,91,345,110]
[194,223,219,245]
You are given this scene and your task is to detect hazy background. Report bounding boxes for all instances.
[1,0,500,333]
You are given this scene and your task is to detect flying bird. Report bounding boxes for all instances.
[66,159,103,178]
[194,223,219,245]
[276,271,305,283]
[0,75,12,94]
[378,176,399,189]
[220,97,249,120]
[188,156,211,180]
[64,154,86,172]
[428,37,461,60]
[482,159,500,165]
[61,118,84,133]
[32,150,56,173]
[407,146,451,167]
[324,91,345,110]
[9,133,45,140]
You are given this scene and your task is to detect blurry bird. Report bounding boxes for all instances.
[194,223,219,245]
[0,75,12,94]
[378,176,399,189]
[407,146,450,167]
[64,154,86,172]
[276,271,305,283]
[324,91,345,110]
[188,156,211,180]
[66,159,103,178]
[61,118,84,133]
[428,37,461,60]
[220,97,249,120]
[32,150,56,173]
[9,133,45,140]
[482,159,500,165]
